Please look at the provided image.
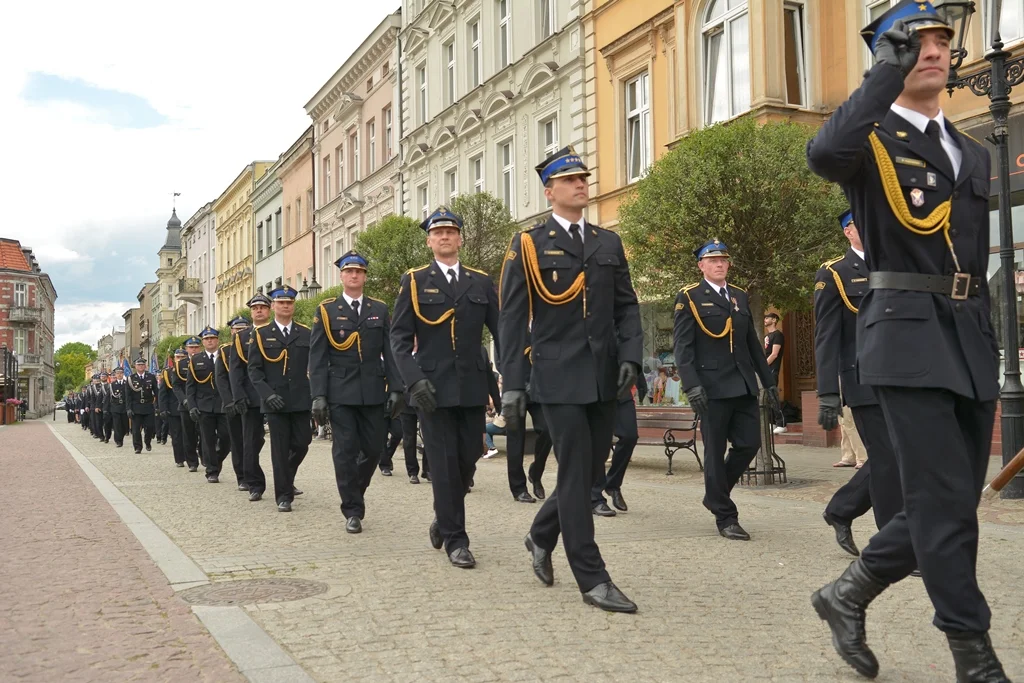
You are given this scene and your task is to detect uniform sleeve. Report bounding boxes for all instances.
[813,267,843,397]
[308,305,328,399]
[390,272,426,390]
[612,233,643,367]
[215,349,234,405]
[382,308,403,393]
[497,232,529,392]
[185,359,198,407]
[246,330,275,402]
[974,148,1001,363]
[229,333,248,402]
[806,63,905,184]
[672,290,700,391]
[172,362,187,404]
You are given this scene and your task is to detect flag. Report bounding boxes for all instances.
[122,358,131,375]
[150,353,158,374]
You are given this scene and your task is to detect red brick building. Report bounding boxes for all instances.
[0,238,57,417]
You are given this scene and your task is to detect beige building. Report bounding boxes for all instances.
[214,162,273,325]
[307,10,402,290]
[154,209,182,341]
[280,128,315,291]
[179,202,216,333]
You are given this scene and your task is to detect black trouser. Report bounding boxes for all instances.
[419,406,484,553]
[102,411,113,441]
[530,401,616,592]
[181,413,200,467]
[91,409,102,437]
[860,387,995,634]
[507,403,546,497]
[157,414,169,442]
[330,404,388,519]
[131,412,155,451]
[526,407,554,486]
[378,417,403,471]
[198,412,230,477]
[592,398,639,505]
[400,412,428,477]
[242,408,267,494]
[81,412,89,430]
[66,411,75,423]
[700,395,760,529]
[110,412,129,446]
[166,412,185,463]
[224,412,245,484]
[266,411,312,504]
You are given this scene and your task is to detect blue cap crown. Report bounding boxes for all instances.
[247,293,272,308]
[861,0,952,53]
[91,373,101,380]
[420,207,463,233]
[269,285,298,301]
[174,347,187,356]
[134,357,146,365]
[693,238,730,261]
[100,371,109,377]
[536,145,591,185]
[336,250,369,271]
[228,316,250,328]
[200,325,219,339]
[185,336,202,347]
[839,210,854,230]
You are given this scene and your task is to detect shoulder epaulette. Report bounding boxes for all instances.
[464,265,488,276]
[820,255,845,269]
[367,297,387,305]
[960,130,983,147]
[407,264,430,274]
[294,322,311,330]
[320,296,337,305]
[728,284,746,292]
[219,342,231,349]
[679,282,700,293]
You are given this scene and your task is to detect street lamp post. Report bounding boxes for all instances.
[939,0,1024,497]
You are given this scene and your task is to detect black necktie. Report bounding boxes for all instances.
[351,299,360,316]
[569,223,583,248]
[282,326,289,339]
[925,120,943,146]
[720,288,730,304]
[448,269,458,286]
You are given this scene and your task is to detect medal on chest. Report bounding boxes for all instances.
[910,187,925,207]
[731,296,739,312]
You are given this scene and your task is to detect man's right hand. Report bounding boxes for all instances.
[685,386,709,417]
[265,394,286,412]
[312,396,329,425]
[817,393,842,432]
[409,379,437,413]
[189,408,201,423]
[501,390,528,431]
[233,398,248,416]
[874,20,921,77]
[181,399,190,411]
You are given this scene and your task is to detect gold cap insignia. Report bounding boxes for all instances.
[896,131,908,139]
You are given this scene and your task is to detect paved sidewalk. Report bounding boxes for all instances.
[45,420,1024,682]
[0,421,244,682]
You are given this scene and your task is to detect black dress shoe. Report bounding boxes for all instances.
[609,489,628,512]
[910,569,922,578]
[292,487,303,496]
[145,444,152,452]
[719,523,750,541]
[448,547,476,568]
[409,474,420,484]
[582,582,637,613]
[380,468,392,477]
[423,472,431,483]
[278,501,292,512]
[947,631,1010,683]
[249,490,263,502]
[811,558,888,679]
[428,518,443,550]
[188,465,198,472]
[135,449,142,454]
[529,475,545,500]
[525,534,553,586]
[207,475,219,484]
[515,491,537,504]
[593,502,616,517]
[237,482,249,491]
[116,444,123,448]
[175,462,184,467]
[346,517,362,534]
[823,511,860,557]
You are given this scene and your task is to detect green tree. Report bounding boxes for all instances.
[155,335,190,368]
[619,117,847,321]
[354,214,432,310]
[450,191,520,278]
[56,342,96,361]
[54,351,92,399]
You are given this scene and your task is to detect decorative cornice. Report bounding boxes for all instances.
[306,20,400,120]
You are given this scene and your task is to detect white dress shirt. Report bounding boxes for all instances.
[852,247,866,261]
[889,103,962,178]
[704,279,731,302]
[343,293,364,311]
[276,321,292,337]
[436,261,461,281]
[551,213,585,243]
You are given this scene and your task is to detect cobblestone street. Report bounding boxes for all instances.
[5,419,1024,682]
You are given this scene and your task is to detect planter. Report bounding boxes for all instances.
[3,405,14,424]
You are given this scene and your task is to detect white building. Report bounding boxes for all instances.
[253,162,284,295]
[398,0,586,224]
[180,202,217,333]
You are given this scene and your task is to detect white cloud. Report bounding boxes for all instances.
[55,301,134,350]
[32,244,91,264]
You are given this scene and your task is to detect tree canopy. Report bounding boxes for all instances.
[619,117,847,317]
[354,214,432,311]
[54,343,97,398]
[450,191,520,278]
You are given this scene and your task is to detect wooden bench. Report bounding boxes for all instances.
[636,409,701,475]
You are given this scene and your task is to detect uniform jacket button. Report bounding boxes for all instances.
[955,303,963,312]
[953,190,960,199]
[885,308,893,314]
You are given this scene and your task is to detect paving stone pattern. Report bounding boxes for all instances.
[46,422,1024,682]
[0,422,245,683]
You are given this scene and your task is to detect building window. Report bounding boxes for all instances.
[382,61,390,78]
[472,155,484,193]
[446,167,458,204]
[444,39,457,106]
[384,106,393,161]
[419,183,430,219]
[14,329,26,355]
[366,76,374,91]
[335,238,344,267]
[275,210,282,249]
[307,190,313,228]
[266,215,274,253]
[541,116,559,159]
[702,0,750,125]
[469,19,482,88]
[296,198,302,233]
[368,120,376,173]
[499,140,515,213]
[784,3,808,107]
[417,65,428,125]
[539,0,556,40]
[350,131,360,182]
[323,245,332,285]
[625,71,651,182]
[322,155,332,204]
[336,145,344,192]
[14,282,27,307]
[498,0,511,70]
[257,223,264,259]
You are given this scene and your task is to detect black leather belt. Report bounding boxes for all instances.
[868,271,980,300]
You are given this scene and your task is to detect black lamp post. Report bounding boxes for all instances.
[306,276,322,301]
[299,278,310,300]
[940,0,1024,498]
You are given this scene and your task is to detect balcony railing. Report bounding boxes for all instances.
[178,277,201,295]
[17,353,41,366]
[8,306,42,323]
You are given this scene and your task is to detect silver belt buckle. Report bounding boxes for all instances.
[950,273,971,300]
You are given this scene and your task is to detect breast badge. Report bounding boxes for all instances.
[910,188,925,207]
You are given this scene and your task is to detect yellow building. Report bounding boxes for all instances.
[214,161,273,326]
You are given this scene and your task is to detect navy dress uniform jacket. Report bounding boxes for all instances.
[158,369,180,416]
[309,296,402,405]
[673,282,776,398]
[499,218,643,404]
[108,380,129,414]
[807,63,999,401]
[229,329,262,407]
[814,249,877,408]
[215,344,235,409]
[247,322,313,413]
[186,352,225,414]
[391,262,499,408]
[128,372,158,414]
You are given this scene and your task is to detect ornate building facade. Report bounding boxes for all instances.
[253,161,284,295]
[280,128,314,291]
[214,162,273,325]
[307,10,403,290]
[180,202,216,333]
[154,209,182,342]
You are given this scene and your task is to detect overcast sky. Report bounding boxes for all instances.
[1,1,394,349]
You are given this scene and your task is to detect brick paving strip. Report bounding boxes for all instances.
[0,421,312,683]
